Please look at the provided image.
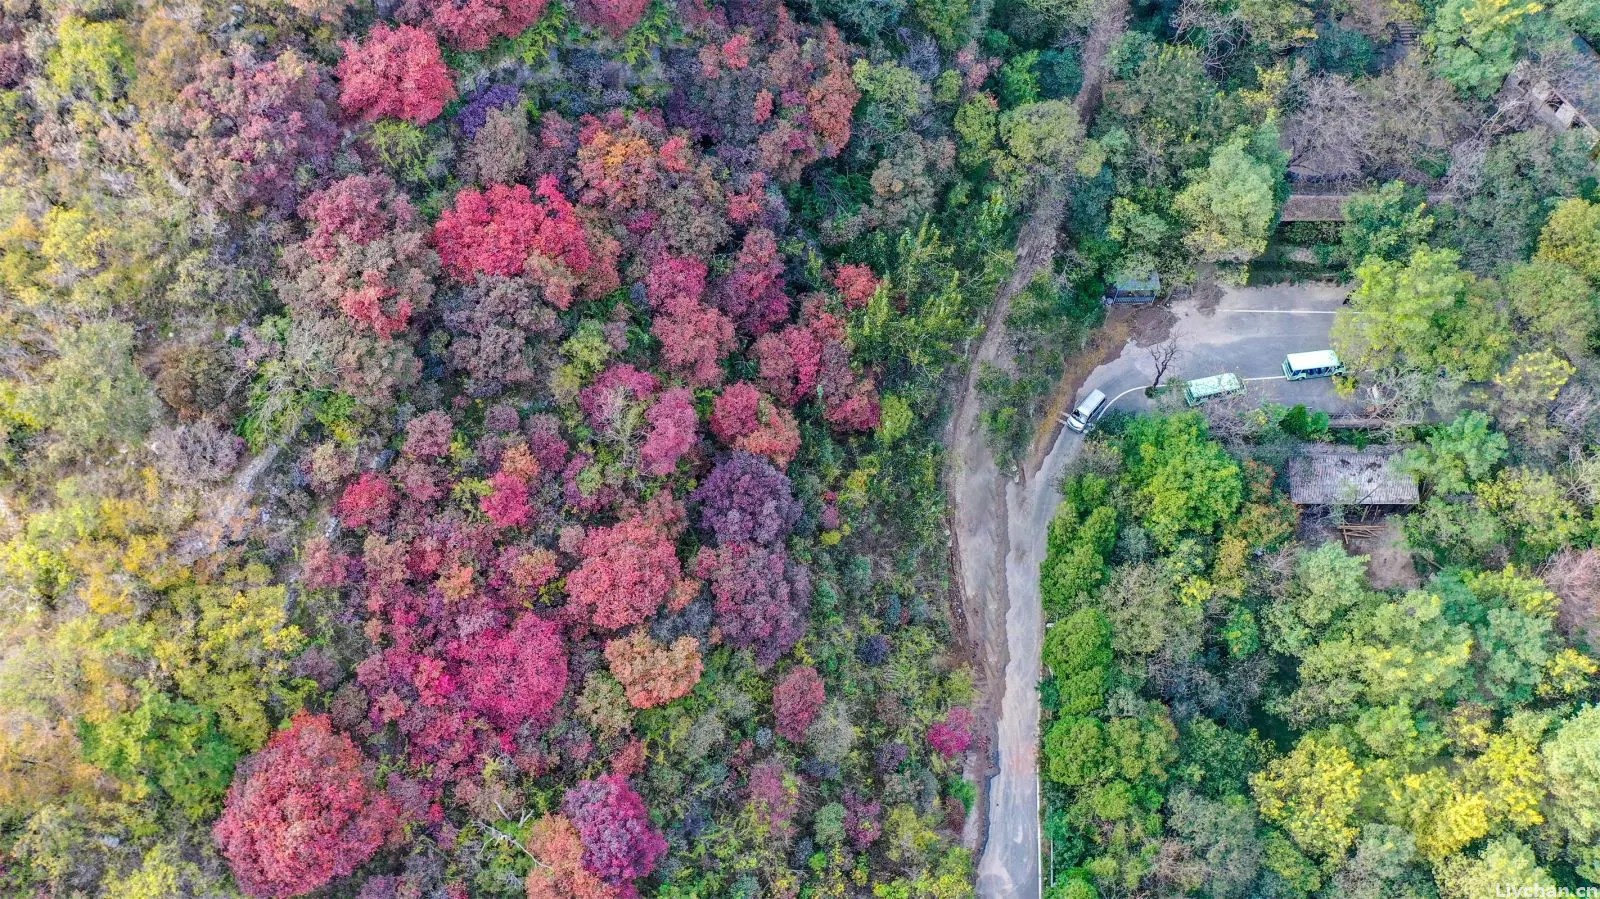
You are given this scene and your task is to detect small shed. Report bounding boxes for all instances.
[1287,444,1419,508]
[1503,34,1600,150]
[1104,274,1160,305]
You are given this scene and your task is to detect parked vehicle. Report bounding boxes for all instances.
[1066,389,1107,432]
[1282,350,1344,380]
[1183,372,1245,406]
[1103,274,1160,306]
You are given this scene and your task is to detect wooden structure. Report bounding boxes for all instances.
[1287,444,1419,508]
[1503,34,1600,151]
[1279,194,1350,222]
[1279,191,1449,223]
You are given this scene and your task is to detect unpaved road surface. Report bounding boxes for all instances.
[950,186,1069,895]
[968,283,1361,897]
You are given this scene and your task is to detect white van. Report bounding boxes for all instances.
[1066,389,1107,432]
[1282,350,1344,381]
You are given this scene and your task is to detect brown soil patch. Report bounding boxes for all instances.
[1344,516,1422,591]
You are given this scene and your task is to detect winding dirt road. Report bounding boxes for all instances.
[949,186,1067,898]
[960,3,1129,891]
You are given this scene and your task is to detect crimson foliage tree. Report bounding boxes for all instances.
[640,387,698,477]
[336,24,456,125]
[433,179,603,308]
[771,664,825,741]
[562,774,668,886]
[174,47,339,215]
[398,0,550,51]
[213,713,397,898]
[576,0,650,37]
[565,517,687,630]
[453,613,568,733]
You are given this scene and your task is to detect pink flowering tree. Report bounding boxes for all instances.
[640,388,698,477]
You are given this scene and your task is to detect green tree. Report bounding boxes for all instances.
[25,321,157,460]
[1504,259,1597,358]
[1536,196,1600,283]
[1251,734,1364,860]
[1173,126,1285,264]
[1043,608,1112,715]
[1542,706,1600,878]
[47,17,136,102]
[1120,414,1243,548]
[1044,715,1106,786]
[78,690,241,820]
[1338,181,1435,266]
[1436,836,1557,899]
[998,99,1084,187]
[1333,246,1509,379]
[1424,0,1546,95]
[1399,411,1509,495]
[1478,466,1586,560]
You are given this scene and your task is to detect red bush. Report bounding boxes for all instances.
[433,179,595,296]
[652,298,734,387]
[710,382,800,467]
[565,518,684,630]
[399,0,550,51]
[338,472,397,530]
[715,228,790,335]
[832,263,880,309]
[577,0,650,36]
[214,713,398,898]
[927,707,974,759]
[771,665,824,742]
[175,48,339,215]
[337,24,456,125]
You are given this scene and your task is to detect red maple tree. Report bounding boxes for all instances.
[213,713,398,898]
[336,24,455,125]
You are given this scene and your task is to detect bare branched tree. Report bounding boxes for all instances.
[1284,74,1374,182]
[1149,336,1183,391]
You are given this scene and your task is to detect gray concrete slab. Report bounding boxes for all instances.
[1074,283,1363,419]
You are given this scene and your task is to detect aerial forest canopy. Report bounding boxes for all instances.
[2,0,1600,890]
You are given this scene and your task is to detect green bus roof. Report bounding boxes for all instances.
[1184,372,1244,399]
